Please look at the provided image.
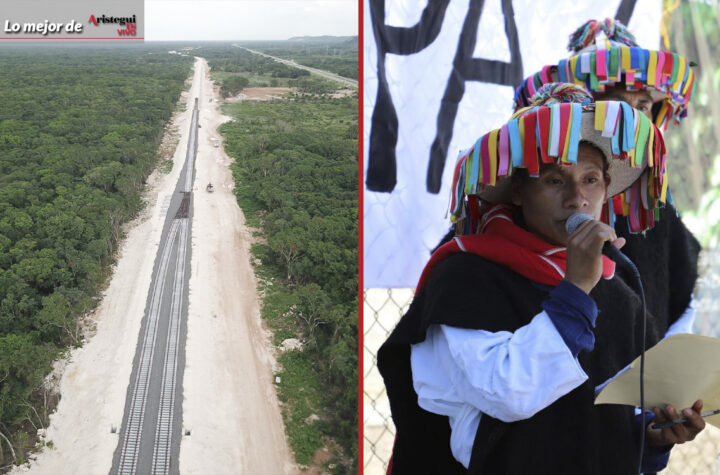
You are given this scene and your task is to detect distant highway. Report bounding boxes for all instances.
[233,45,358,89]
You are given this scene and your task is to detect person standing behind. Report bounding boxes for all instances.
[513,19,701,342]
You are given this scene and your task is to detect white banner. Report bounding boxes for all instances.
[363,0,661,288]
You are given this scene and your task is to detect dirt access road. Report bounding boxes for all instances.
[13,57,295,475]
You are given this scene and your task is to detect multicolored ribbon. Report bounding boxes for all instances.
[513,46,696,130]
[451,91,666,234]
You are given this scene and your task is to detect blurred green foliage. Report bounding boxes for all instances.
[663,1,720,246]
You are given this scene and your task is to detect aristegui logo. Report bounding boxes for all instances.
[88,14,137,36]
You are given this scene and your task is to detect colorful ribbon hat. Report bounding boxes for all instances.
[450,83,668,234]
[513,19,696,130]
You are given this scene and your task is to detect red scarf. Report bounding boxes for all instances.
[416,205,616,293]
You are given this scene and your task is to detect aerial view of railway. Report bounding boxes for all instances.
[0,1,358,474]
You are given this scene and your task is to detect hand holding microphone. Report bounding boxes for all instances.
[564,213,627,294]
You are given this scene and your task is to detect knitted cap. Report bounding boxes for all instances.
[513,19,696,130]
[451,83,668,234]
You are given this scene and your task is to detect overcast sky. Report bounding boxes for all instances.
[146,0,357,41]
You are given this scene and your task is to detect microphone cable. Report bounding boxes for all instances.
[610,249,647,475]
[565,213,647,473]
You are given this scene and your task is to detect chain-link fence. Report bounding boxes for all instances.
[363,288,413,475]
[363,248,720,474]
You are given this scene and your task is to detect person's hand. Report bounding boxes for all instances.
[646,399,706,446]
[564,219,626,294]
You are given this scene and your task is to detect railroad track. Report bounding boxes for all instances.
[117,220,181,474]
[152,218,188,474]
[113,64,202,475]
[184,109,198,193]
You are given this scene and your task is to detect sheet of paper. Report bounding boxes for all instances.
[595,334,720,429]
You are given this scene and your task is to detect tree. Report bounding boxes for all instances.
[82,161,123,192]
[220,75,250,98]
[35,292,76,344]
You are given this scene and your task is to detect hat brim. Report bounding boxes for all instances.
[514,44,696,126]
[478,110,647,204]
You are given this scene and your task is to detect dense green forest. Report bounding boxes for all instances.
[220,93,357,472]
[0,45,191,467]
[239,36,358,79]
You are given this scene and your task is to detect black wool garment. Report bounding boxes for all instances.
[432,203,701,330]
[614,204,700,330]
[378,253,669,475]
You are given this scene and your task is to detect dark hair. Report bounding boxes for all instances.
[651,101,663,122]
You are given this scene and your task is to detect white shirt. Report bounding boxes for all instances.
[410,299,696,468]
[410,310,587,467]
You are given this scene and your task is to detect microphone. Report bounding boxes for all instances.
[564,212,626,264]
